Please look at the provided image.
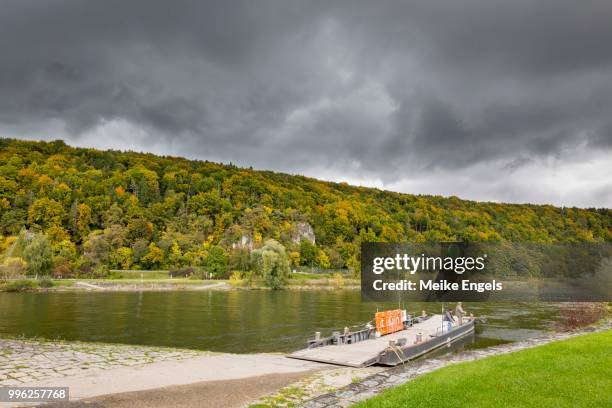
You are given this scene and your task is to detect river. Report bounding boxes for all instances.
[0,290,565,353]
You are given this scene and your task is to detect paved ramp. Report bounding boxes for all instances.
[288,315,446,367]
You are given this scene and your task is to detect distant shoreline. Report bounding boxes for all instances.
[0,277,361,293]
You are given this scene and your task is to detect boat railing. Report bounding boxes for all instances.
[434,317,475,337]
[307,327,374,348]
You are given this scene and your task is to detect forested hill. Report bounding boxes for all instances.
[0,138,610,276]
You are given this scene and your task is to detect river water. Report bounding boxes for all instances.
[0,290,564,353]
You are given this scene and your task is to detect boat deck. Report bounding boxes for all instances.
[288,314,452,367]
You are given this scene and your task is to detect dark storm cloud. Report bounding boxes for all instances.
[0,0,611,206]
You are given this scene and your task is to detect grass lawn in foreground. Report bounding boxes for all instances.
[356,329,612,408]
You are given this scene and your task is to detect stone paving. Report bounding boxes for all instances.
[298,320,612,407]
[0,338,205,386]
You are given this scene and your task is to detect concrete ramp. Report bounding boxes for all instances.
[288,315,446,367]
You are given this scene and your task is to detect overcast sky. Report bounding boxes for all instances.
[1,1,611,208]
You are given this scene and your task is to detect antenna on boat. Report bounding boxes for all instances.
[397,260,401,310]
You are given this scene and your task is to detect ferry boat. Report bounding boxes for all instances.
[288,309,475,367]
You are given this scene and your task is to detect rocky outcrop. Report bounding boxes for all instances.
[293,222,315,245]
[231,234,253,250]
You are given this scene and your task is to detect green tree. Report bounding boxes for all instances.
[23,234,53,275]
[126,218,153,241]
[206,245,228,278]
[316,249,331,269]
[0,138,609,278]
[126,166,160,204]
[168,241,184,267]
[229,247,251,271]
[52,239,77,278]
[252,239,290,289]
[101,203,124,228]
[327,248,345,269]
[347,254,360,277]
[299,240,317,267]
[131,239,149,266]
[53,239,77,262]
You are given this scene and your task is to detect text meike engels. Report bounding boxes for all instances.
[372,279,503,293]
[369,253,502,293]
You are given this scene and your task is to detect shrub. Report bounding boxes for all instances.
[557,303,608,330]
[91,264,109,278]
[2,279,37,292]
[76,262,93,278]
[52,260,74,278]
[333,272,345,288]
[38,276,55,288]
[108,270,123,279]
[241,270,258,287]
[229,271,242,281]
[229,247,251,271]
[1,257,27,279]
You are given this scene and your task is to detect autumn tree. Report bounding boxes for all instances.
[28,198,64,229]
[83,232,111,266]
[142,243,164,269]
[0,138,609,278]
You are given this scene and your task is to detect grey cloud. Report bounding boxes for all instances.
[0,0,611,206]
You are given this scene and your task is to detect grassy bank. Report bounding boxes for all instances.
[356,329,612,408]
[0,273,359,292]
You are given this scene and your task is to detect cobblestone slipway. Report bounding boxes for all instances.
[0,338,204,386]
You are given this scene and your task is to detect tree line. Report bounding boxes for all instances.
[0,139,610,287]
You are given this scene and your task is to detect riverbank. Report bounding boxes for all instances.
[0,277,360,292]
[354,326,612,408]
[1,317,609,407]
[0,338,326,408]
[0,335,380,408]
[295,319,612,407]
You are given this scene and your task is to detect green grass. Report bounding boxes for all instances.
[75,278,231,287]
[2,277,230,291]
[109,270,171,279]
[289,272,334,279]
[51,280,76,287]
[88,278,205,284]
[356,329,612,408]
